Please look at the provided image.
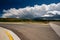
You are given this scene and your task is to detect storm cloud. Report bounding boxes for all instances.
[2,3,60,19]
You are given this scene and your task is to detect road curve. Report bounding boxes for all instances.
[0,23,60,40]
[49,22,60,37]
[0,27,21,40]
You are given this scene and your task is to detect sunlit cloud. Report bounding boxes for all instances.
[2,3,60,19]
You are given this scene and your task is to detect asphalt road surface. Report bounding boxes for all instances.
[49,22,60,37]
[0,23,60,40]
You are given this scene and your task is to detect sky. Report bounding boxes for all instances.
[0,0,60,18]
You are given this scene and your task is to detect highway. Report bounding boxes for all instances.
[49,22,60,37]
[0,23,60,40]
[0,27,21,40]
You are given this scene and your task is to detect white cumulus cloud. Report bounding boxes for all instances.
[2,3,60,19]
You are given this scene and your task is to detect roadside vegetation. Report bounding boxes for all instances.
[0,18,60,22]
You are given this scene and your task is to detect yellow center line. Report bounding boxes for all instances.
[5,30,14,40]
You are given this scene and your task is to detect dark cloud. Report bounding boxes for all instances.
[0,0,60,18]
[2,3,60,19]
